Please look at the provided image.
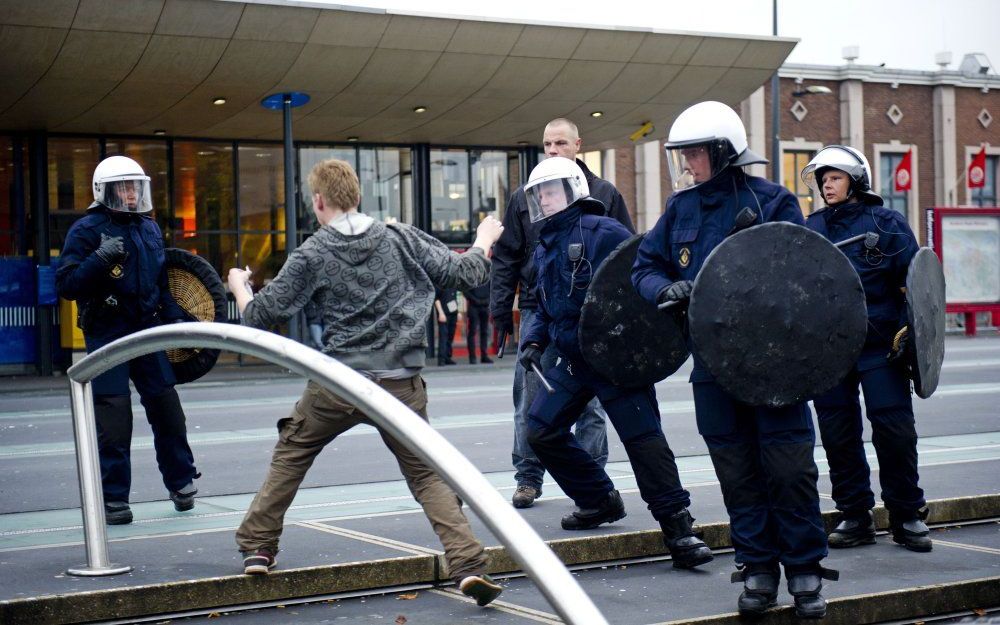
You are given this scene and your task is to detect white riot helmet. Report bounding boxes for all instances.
[663,101,767,192]
[800,145,883,206]
[92,155,152,213]
[524,157,590,222]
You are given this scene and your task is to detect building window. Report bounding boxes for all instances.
[581,150,602,177]
[971,155,999,207]
[471,150,509,227]
[172,142,236,275]
[359,147,412,225]
[879,152,909,217]
[782,150,814,216]
[47,138,101,252]
[430,149,471,245]
[0,137,29,257]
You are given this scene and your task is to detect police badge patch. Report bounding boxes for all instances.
[109,264,124,279]
[679,247,691,268]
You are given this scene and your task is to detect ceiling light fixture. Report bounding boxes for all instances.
[347,136,359,142]
[212,97,227,105]
[413,106,427,113]
[153,129,166,136]
[590,111,603,118]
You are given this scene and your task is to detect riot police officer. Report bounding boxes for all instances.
[801,146,929,552]
[520,157,713,571]
[56,156,200,525]
[632,102,834,618]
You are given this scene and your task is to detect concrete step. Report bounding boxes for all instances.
[3,493,998,625]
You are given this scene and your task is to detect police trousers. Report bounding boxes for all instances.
[693,377,826,566]
[235,377,488,584]
[813,361,925,520]
[526,358,690,520]
[86,333,198,503]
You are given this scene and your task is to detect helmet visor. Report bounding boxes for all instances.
[525,176,587,223]
[664,140,733,192]
[800,162,867,193]
[100,177,152,213]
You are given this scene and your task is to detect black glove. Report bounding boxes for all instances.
[493,311,514,337]
[887,326,910,363]
[519,343,543,373]
[657,280,694,306]
[94,233,125,265]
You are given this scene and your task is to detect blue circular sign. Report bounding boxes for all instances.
[260,92,310,110]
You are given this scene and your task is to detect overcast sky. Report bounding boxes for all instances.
[307,0,999,72]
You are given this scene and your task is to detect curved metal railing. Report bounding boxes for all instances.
[65,322,608,625]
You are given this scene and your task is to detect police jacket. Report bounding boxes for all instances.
[631,168,804,381]
[490,159,633,318]
[806,200,919,369]
[521,198,632,363]
[56,203,187,340]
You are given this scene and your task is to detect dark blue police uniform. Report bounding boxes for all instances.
[522,199,692,520]
[806,201,923,520]
[632,168,827,567]
[57,204,198,503]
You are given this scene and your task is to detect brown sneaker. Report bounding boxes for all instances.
[512,485,540,508]
[459,574,503,606]
[242,548,277,574]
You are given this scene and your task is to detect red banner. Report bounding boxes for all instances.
[894,149,912,192]
[969,146,987,189]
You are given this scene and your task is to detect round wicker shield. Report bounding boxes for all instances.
[164,248,227,384]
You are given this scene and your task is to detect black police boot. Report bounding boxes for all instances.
[890,508,932,552]
[560,489,626,530]
[104,501,133,525]
[659,508,713,569]
[828,510,876,548]
[785,563,839,619]
[731,562,779,617]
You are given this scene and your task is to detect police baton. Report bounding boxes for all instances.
[531,362,555,395]
[834,232,879,250]
[496,330,508,358]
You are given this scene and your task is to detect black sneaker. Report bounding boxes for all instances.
[459,574,503,606]
[512,485,540,509]
[242,548,277,574]
[561,489,626,530]
[169,482,198,512]
[480,356,493,364]
[105,501,133,525]
[828,510,876,548]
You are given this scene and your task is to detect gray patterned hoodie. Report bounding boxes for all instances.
[243,221,489,371]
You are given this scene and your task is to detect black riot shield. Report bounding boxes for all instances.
[164,248,227,384]
[687,222,867,407]
[905,247,946,398]
[578,234,689,387]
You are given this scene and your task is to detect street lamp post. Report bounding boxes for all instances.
[771,0,781,184]
[261,91,310,342]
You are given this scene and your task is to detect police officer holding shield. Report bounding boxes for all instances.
[632,102,834,618]
[56,156,200,525]
[801,146,930,552]
[520,157,713,570]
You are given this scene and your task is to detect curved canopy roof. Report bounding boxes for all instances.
[0,0,796,147]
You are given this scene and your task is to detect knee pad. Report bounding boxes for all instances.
[94,395,133,446]
[761,443,818,507]
[868,408,917,440]
[142,390,188,437]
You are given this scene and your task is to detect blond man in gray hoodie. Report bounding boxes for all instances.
[227,158,504,606]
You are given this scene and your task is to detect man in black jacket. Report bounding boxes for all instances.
[463,280,493,364]
[490,118,634,509]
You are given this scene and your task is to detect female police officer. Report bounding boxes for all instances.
[56,156,199,525]
[801,145,929,553]
[520,157,713,571]
[632,102,834,618]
